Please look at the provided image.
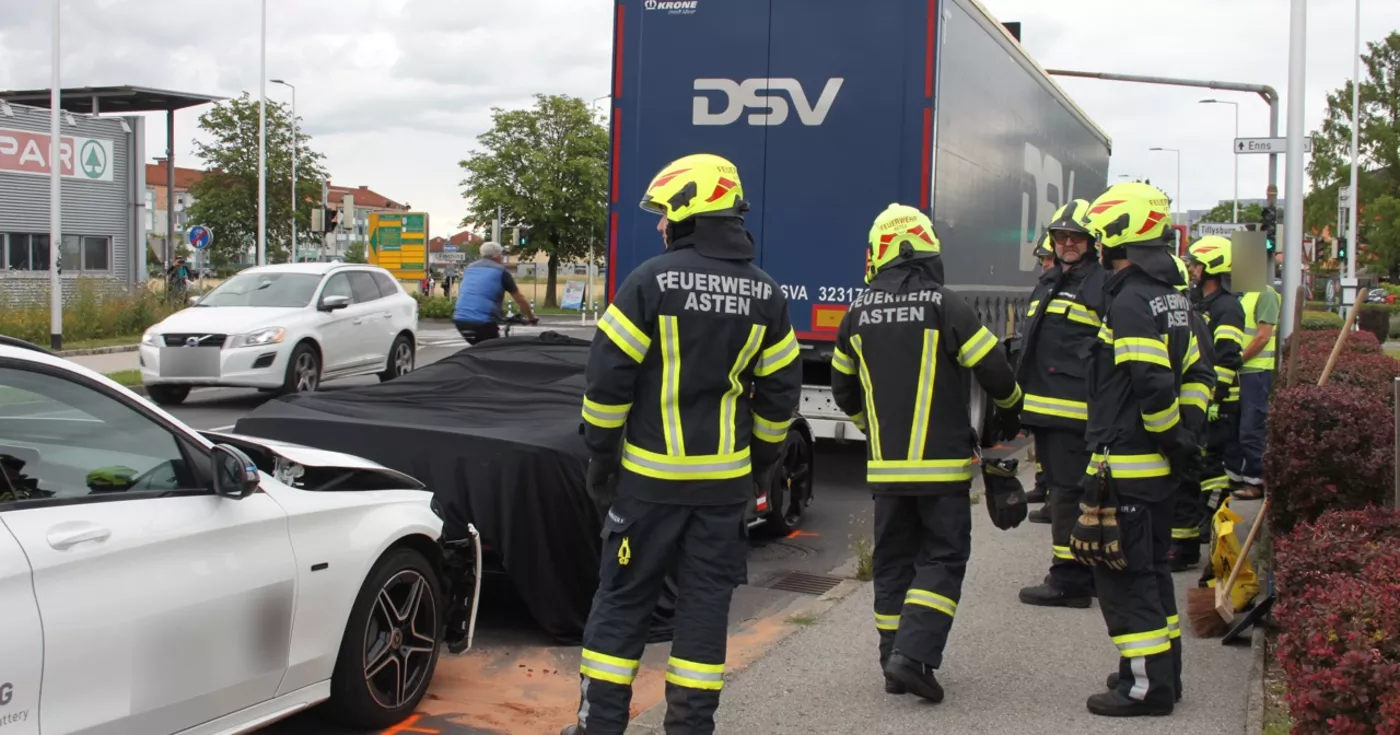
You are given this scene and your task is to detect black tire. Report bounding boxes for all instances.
[379,335,415,382]
[281,342,320,396]
[145,384,190,406]
[761,427,815,537]
[326,548,444,729]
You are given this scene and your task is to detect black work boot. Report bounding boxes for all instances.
[1106,673,1182,703]
[1168,546,1199,572]
[1019,583,1092,609]
[1025,485,1047,504]
[884,653,944,703]
[1087,690,1173,717]
[1028,505,1052,524]
[880,656,907,694]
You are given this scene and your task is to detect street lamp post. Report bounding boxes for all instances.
[1345,0,1362,279]
[49,0,62,350]
[256,0,267,266]
[1200,99,1241,222]
[1149,147,1182,224]
[271,79,296,262]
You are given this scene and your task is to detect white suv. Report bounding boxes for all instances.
[140,263,418,405]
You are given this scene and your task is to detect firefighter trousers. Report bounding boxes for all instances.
[1036,429,1095,596]
[1092,487,1182,707]
[872,488,971,670]
[576,497,749,735]
[1172,409,1239,556]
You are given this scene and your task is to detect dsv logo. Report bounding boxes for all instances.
[692,78,844,126]
[1020,142,1077,272]
[0,682,12,706]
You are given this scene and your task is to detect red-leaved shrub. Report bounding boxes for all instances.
[1276,515,1400,733]
[1273,508,1400,598]
[1283,329,1383,358]
[1291,350,1400,400]
[1264,384,1394,532]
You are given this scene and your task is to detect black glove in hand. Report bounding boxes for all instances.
[981,458,1028,530]
[586,454,619,508]
[993,406,1022,443]
[1169,443,1203,484]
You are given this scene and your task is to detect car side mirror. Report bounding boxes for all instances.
[319,294,351,312]
[212,444,260,498]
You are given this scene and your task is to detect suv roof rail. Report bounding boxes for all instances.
[0,335,56,356]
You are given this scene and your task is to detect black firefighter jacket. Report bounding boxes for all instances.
[1085,259,1215,501]
[831,258,1022,495]
[581,218,803,506]
[1017,258,1108,433]
[1195,287,1246,408]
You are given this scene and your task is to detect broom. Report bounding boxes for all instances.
[1189,284,1363,636]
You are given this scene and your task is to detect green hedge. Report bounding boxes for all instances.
[1300,311,1344,331]
[0,280,182,345]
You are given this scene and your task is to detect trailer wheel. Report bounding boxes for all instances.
[762,427,814,536]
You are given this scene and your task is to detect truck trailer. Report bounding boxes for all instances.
[606,0,1112,441]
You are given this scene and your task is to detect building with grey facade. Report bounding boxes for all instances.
[0,100,146,302]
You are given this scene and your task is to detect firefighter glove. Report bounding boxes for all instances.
[1208,403,1220,422]
[586,453,619,508]
[1070,500,1104,567]
[1098,506,1128,570]
[981,457,1028,530]
[1169,442,1203,484]
[993,405,1022,443]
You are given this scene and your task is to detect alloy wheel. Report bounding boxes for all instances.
[294,352,319,392]
[393,342,414,376]
[362,570,438,711]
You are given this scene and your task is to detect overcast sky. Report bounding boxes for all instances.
[1,0,1396,235]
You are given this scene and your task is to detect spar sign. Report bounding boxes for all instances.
[0,127,115,183]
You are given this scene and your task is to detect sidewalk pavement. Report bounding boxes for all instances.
[634,464,1258,735]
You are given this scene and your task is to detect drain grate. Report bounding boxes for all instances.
[764,571,845,596]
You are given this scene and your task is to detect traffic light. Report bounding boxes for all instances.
[1338,236,1348,261]
[325,207,340,232]
[1260,206,1277,253]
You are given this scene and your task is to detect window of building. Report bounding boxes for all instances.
[144,188,155,232]
[6,233,110,273]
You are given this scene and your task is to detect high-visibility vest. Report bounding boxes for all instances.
[1240,288,1278,371]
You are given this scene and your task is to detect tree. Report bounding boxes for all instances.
[1305,31,1400,274]
[1194,201,1264,227]
[186,93,330,267]
[344,241,368,264]
[459,94,608,307]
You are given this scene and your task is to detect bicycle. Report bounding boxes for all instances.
[455,313,537,345]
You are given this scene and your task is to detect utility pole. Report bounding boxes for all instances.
[256,0,267,266]
[49,0,62,350]
[1281,0,1307,344]
[271,79,296,262]
[1346,0,1362,280]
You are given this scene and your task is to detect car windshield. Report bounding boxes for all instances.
[197,272,321,308]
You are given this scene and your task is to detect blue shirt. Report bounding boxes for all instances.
[454,259,516,323]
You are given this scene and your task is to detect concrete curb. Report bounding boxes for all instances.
[1244,626,1268,734]
[55,344,139,357]
[627,577,867,732]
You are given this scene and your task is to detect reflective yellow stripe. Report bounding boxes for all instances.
[1241,290,1278,371]
[1085,452,1171,479]
[1167,615,1181,640]
[1097,325,1114,345]
[752,413,792,444]
[867,458,974,483]
[582,397,631,429]
[1114,336,1171,368]
[580,649,640,686]
[1215,325,1246,346]
[1172,527,1200,539]
[1113,627,1172,658]
[1052,545,1074,560]
[1067,302,1102,327]
[1184,335,1201,372]
[851,335,882,461]
[957,326,997,368]
[993,384,1023,409]
[1046,298,1071,314]
[1226,385,1241,402]
[1023,393,1089,421]
[905,588,957,617]
[832,346,856,375]
[720,325,766,453]
[1215,365,1237,385]
[665,656,725,691]
[849,411,868,431]
[874,612,900,631]
[907,329,939,460]
[1142,400,1180,433]
[755,328,799,377]
[621,441,750,481]
[1026,299,1041,317]
[1180,383,1210,412]
[1201,475,1230,491]
[598,305,651,363]
[658,316,686,456]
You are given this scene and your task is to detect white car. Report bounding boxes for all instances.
[0,337,481,734]
[140,263,419,406]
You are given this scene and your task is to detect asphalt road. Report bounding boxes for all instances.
[108,323,887,735]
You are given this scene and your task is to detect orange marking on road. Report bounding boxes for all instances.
[381,714,440,735]
[786,530,820,538]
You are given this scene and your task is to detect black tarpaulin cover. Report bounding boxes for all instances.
[233,333,667,642]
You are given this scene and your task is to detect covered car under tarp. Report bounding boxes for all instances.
[233,332,673,643]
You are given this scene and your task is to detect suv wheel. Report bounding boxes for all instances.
[146,384,190,406]
[379,335,414,382]
[281,343,320,395]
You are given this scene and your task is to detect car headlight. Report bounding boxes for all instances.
[141,330,160,346]
[232,327,286,348]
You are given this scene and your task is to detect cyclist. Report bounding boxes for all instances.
[453,241,537,344]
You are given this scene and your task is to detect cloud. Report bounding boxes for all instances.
[0,0,1395,234]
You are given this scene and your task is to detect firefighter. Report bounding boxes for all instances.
[831,203,1022,703]
[1025,231,1058,519]
[1016,200,1107,609]
[564,153,802,735]
[1172,237,1243,569]
[1073,182,1212,716]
